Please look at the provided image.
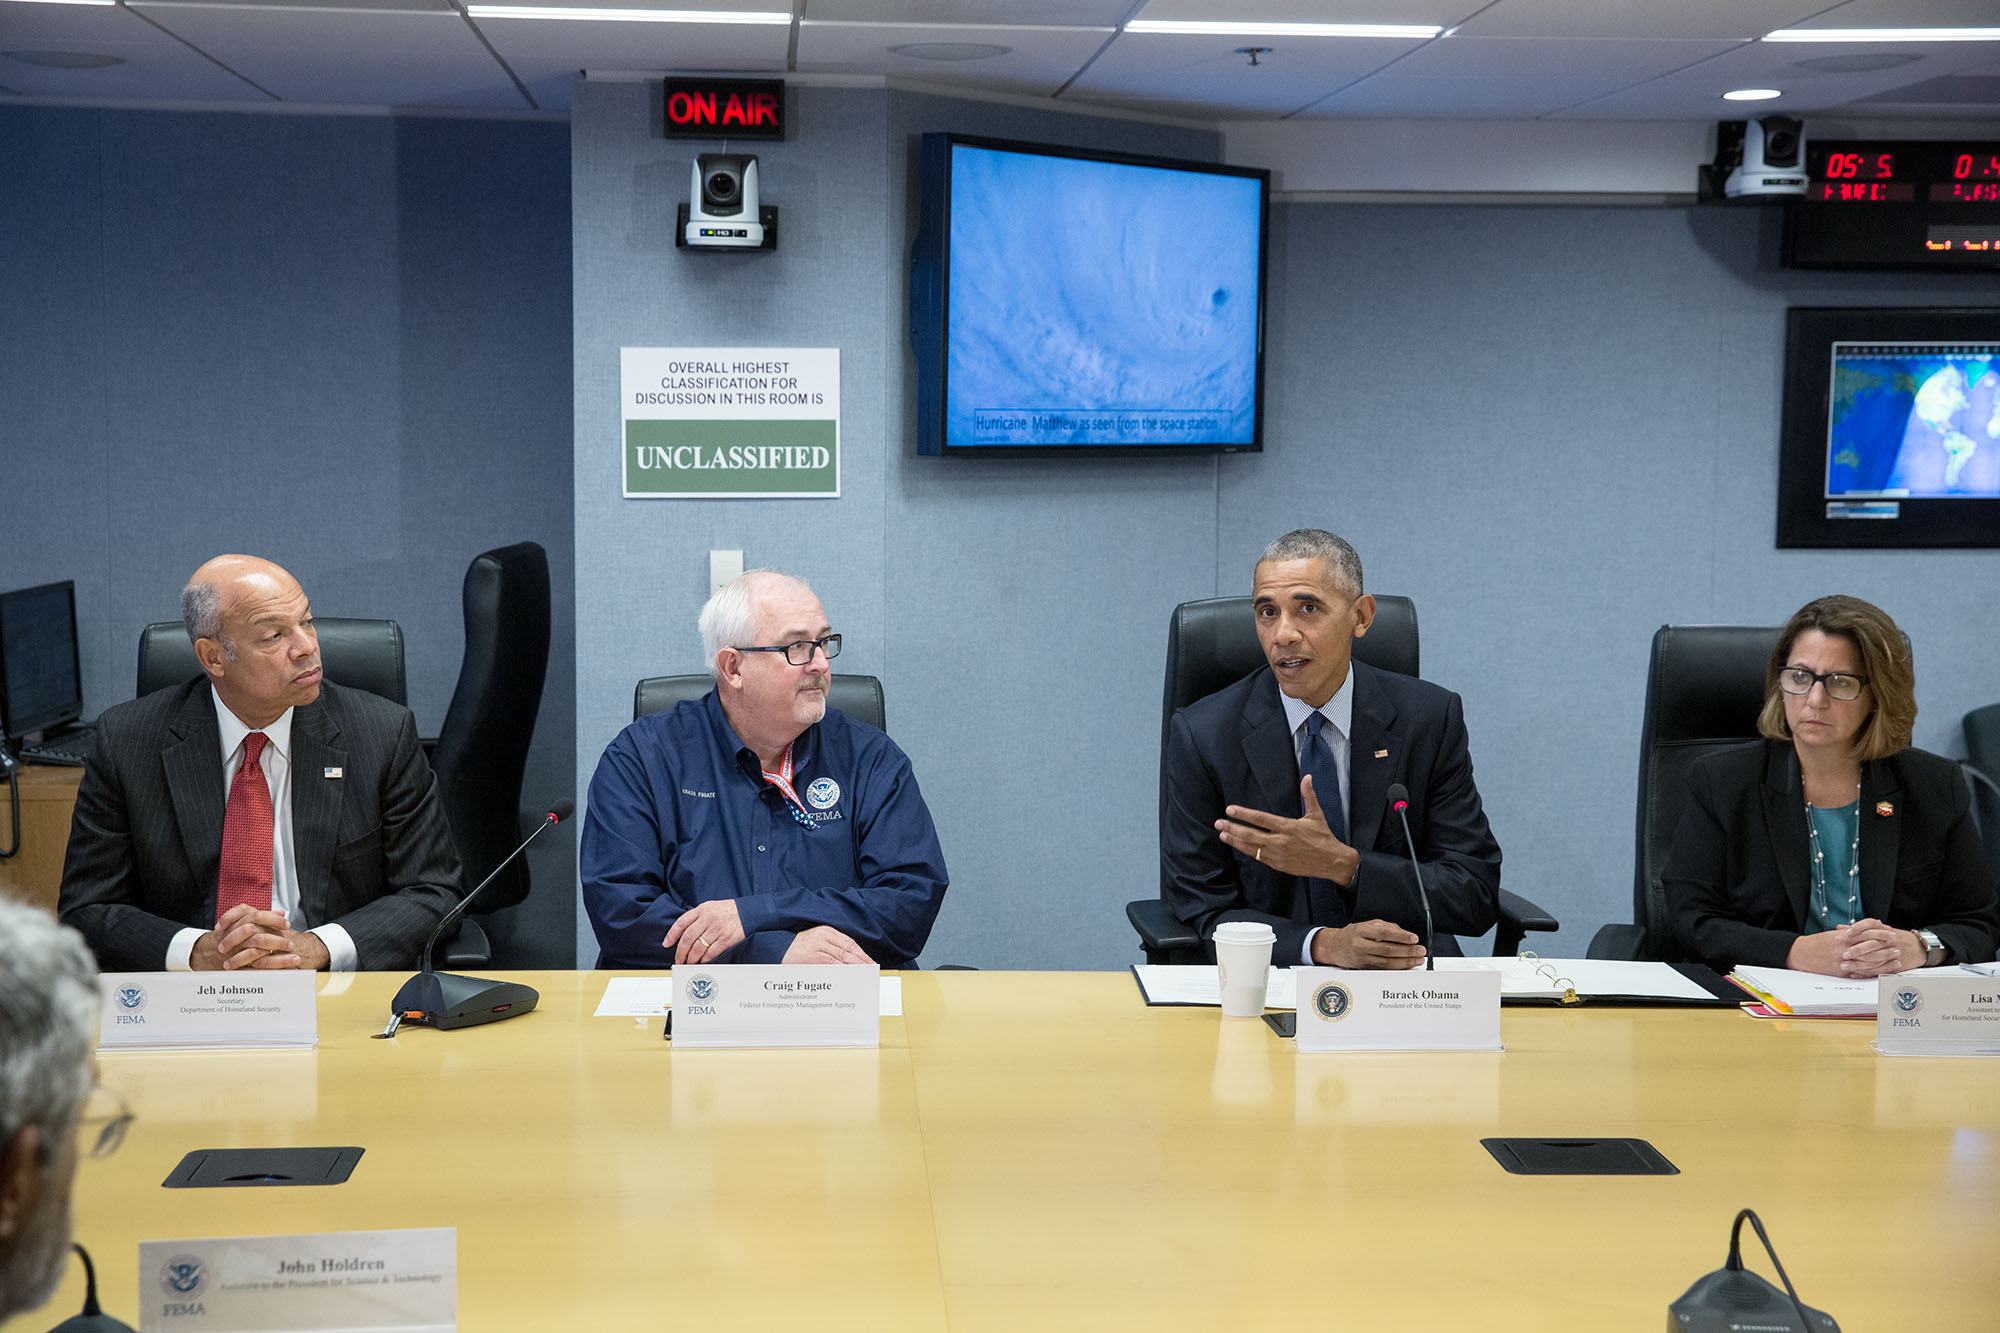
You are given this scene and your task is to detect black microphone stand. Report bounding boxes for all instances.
[377,800,571,1035]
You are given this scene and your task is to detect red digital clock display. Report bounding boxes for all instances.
[1932,182,2000,203]
[1823,151,1897,180]
[1819,182,1914,202]
[1952,153,2000,181]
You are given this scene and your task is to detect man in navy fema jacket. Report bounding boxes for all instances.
[580,570,948,968]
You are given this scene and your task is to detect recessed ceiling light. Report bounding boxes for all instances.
[1125,20,1441,40]
[1792,53,1923,73]
[1722,88,1783,101]
[464,6,789,22]
[1763,27,2000,43]
[4,49,125,69]
[889,43,1011,62]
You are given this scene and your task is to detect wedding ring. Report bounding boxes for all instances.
[1255,845,1264,863]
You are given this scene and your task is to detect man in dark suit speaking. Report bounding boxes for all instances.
[59,555,462,972]
[1162,529,1500,968]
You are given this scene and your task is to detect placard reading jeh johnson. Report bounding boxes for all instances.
[621,347,839,498]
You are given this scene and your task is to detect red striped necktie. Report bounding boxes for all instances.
[215,731,274,921]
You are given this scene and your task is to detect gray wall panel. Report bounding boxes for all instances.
[0,107,576,966]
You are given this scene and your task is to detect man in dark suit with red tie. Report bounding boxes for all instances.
[58,555,462,972]
[1161,529,1501,969]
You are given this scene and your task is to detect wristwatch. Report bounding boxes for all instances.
[1913,927,1945,968]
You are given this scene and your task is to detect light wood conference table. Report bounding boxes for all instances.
[21,970,1999,1331]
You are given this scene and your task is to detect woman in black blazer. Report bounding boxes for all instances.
[1665,595,2000,974]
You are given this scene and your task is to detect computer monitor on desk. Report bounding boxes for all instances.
[0,579,87,756]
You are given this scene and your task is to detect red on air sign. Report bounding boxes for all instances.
[663,78,785,142]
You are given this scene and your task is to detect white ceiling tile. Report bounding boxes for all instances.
[129,6,520,105]
[809,0,1130,23]
[797,19,1109,96]
[473,14,792,73]
[1304,73,1642,118]
[1453,0,1834,42]
[1389,36,1745,79]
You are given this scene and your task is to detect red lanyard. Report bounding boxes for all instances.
[760,742,809,815]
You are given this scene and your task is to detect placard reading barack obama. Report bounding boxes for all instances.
[671,964,880,1048]
[1294,966,1501,1053]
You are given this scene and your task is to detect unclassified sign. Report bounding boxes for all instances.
[621,347,839,498]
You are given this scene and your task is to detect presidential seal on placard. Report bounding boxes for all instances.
[160,1256,207,1297]
[1893,986,1923,1015]
[1311,981,1354,1022]
[686,974,717,1003]
[806,777,840,810]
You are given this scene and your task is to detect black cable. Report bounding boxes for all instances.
[1729,1208,1818,1331]
[0,750,20,858]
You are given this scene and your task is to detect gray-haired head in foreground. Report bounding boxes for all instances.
[0,902,97,1150]
[697,570,816,680]
[1259,529,1364,599]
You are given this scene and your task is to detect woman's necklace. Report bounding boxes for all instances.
[1806,778,1862,922]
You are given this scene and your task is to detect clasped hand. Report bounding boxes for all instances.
[193,903,327,970]
[665,903,875,966]
[1215,774,1360,886]
[1786,918,1923,977]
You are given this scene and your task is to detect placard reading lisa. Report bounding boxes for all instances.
[664,78,785,141]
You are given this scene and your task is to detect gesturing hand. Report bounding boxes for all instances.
[1215,775,1361,885]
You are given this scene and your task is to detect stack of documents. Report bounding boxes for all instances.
[1729,964,1988,1017]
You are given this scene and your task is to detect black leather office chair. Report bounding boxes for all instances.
[634,673,887,731]
[1128,594,1557,964]
[1586,624,1781,961]
[138,617,407,703]
[428,542,551,962]
[1962,703,2000,885]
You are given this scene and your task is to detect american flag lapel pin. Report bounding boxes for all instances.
[324,766,344,780]
[1374,749,1389,760]
[1875,800,1893,817]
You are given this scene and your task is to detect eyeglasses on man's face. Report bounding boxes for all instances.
[1779,666,1868,702]
[734,634,841,667]
[78,1084,133,1160]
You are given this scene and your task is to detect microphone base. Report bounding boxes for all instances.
[389,972,539,1031]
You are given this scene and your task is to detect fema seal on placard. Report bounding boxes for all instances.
[160,1256,207,1297]
[116,984,148,1013]
[1311,981,1354,1022]
[1893,987,1923,1015]
[686,974,717,1003]
[806,777,840,810]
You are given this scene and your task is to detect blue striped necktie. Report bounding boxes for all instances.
[1302,712,1348,928]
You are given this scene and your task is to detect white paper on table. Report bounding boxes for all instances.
[1734,963,1982,1016]
[595,975,902,1017]
[1431,956,1717,1002]
[1132,965,1295,1010]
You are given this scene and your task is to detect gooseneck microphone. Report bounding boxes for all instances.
[1384,783,1434,971]
[379,799,573,1035]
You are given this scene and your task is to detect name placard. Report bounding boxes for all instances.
[1293,967,1502,1053]
[138,1227,454,1332]
[99,973,316,1052]
[671,964,880,1048]
[1876,974,2000,1057]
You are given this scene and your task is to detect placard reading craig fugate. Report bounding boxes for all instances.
[622,347,839,498]
[1293,966,1502,1054]
[139,1228,453,1333]
[99,972,317,1052]
[1875,973,2000,1057]
[671,964,880,1048]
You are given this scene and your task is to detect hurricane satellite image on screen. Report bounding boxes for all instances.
[1827,343,2000,498]
[946,145,1261,448]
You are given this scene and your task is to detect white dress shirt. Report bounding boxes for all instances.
[166,687,358,971]
[1279,670,1355,965]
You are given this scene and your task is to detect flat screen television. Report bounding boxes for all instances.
[1777,307,2000,548]
[909,132,1268,457]
[0,580,84,742]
